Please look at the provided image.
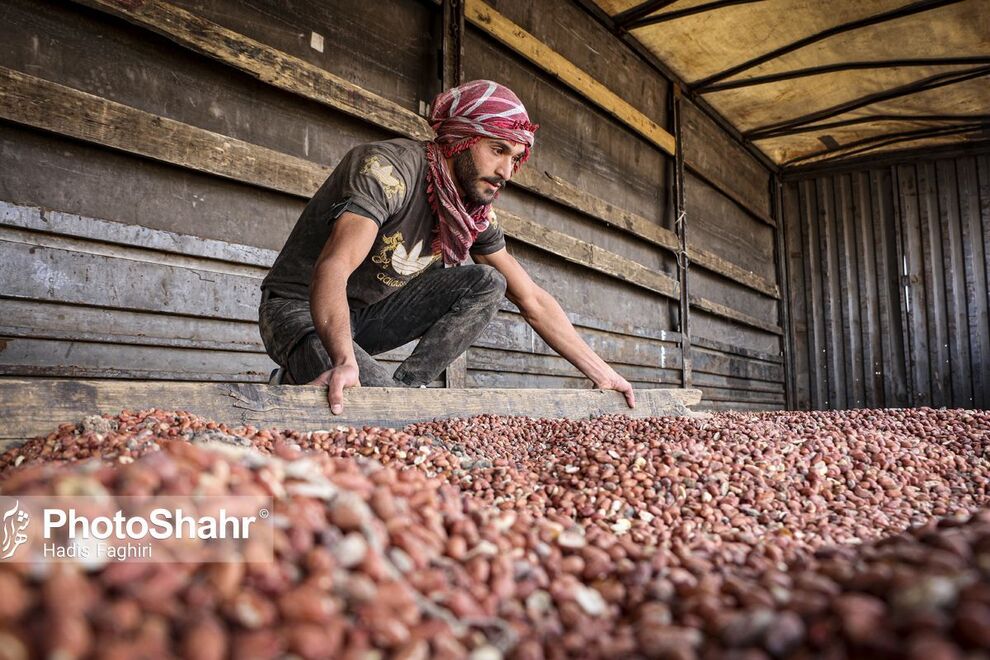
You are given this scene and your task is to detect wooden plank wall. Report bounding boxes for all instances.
[0,0,784,410]
[782,148,990,410]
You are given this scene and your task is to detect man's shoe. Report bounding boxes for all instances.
[268,367,286,385]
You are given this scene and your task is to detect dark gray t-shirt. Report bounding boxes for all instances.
[261,138,506,309]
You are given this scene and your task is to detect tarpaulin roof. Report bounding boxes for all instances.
[587,0,990,167]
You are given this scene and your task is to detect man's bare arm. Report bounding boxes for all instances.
[473,248,635,407]
[309,212,379,413]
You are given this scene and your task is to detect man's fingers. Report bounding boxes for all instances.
[328,377,345,415]
[625,386,636,408]
[306,370,332,386]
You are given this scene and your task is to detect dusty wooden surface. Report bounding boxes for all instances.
[0,380,704,445]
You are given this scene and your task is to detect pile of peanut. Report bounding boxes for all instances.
[0,407,987,659]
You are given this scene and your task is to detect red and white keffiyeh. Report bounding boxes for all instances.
[425,80,539,265]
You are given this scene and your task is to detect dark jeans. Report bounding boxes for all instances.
[258,264,506,386]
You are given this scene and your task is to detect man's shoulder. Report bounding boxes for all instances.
[351,138,427,167]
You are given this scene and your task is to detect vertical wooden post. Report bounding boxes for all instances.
[773,174,795,409]
[672,85,691,388]
[441,0,468,389]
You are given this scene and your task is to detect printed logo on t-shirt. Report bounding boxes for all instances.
[392,240,436,275]
[371,232,440,287]
[360,156,406,201]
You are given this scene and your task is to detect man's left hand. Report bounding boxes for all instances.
[594,369,636,408]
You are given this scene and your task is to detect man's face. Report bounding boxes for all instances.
[452,138,527,205]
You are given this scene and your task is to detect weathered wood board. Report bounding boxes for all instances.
[0,380,704,445]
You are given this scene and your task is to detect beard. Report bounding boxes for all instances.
[452,149,503,206]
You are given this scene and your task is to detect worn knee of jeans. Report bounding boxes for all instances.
[460,264,507,308]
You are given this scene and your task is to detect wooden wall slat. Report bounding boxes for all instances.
[799,180,827,407]
[835,174,864,407]
[851,171,881,407]
[783,182,811,408]
[817,177,846,409]
[917,162,950,408]
[900,164,936,407]
[871,169,909,407]
[958,156,990,408]
[936,159,974,407]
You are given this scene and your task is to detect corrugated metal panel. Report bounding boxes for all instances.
[784,148,990,409]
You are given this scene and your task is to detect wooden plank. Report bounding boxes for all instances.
[679,100,772,224]
[0,298,417,366]
[516,170,779,298]
[691,349,784,384]
[817,177,846,409]
[782,182,810,408]
[917,161,950,408]
[959,156,990,409]
[497,208,679,299]
[697,387,785,405]
[697,401,783,412]
[686,173,776,281]
[835,174,864,408]
[0,237,261,322]
[1,200,277,267]
[685,163,776,228]
[71,0,433,141]
[772,175,793,409]
[463,0,675,156]
[689,296,783,335]
[0,299,265,352]
[895,165,927,407]
[691,334,783,364]
[482,312,683,372]
[467,346,680,384]
[799,180,827,408]
[935,159,974,407]
[871,168,909,408]
[0,336,274,382]
[691,371,785,395]
[977,155,990,409]
[851,171,882,408]
[466,370,678,391]
[0,65,327,198]
[0,379,705,441]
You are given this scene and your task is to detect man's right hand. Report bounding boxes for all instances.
[307,364,361,415]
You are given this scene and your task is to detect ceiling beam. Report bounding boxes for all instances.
[745,65,990,140]
[753,113,990,139]
[570,0,780,172]
[690,0,965,90]
[782,123,990,166]
[625,0,764,29]
[698,57,990,93]
[612,0,678,28]
[782,139,990,178]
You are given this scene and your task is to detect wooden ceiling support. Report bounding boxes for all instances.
[612,0,678,28]
[624,0,765,30]
[690,0,966,90]
[782,123,990,166]
[699,57,990,93]
[755,113,990,139]
[746,65,990,140]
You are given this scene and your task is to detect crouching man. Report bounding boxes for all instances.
[259,80,634,413]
